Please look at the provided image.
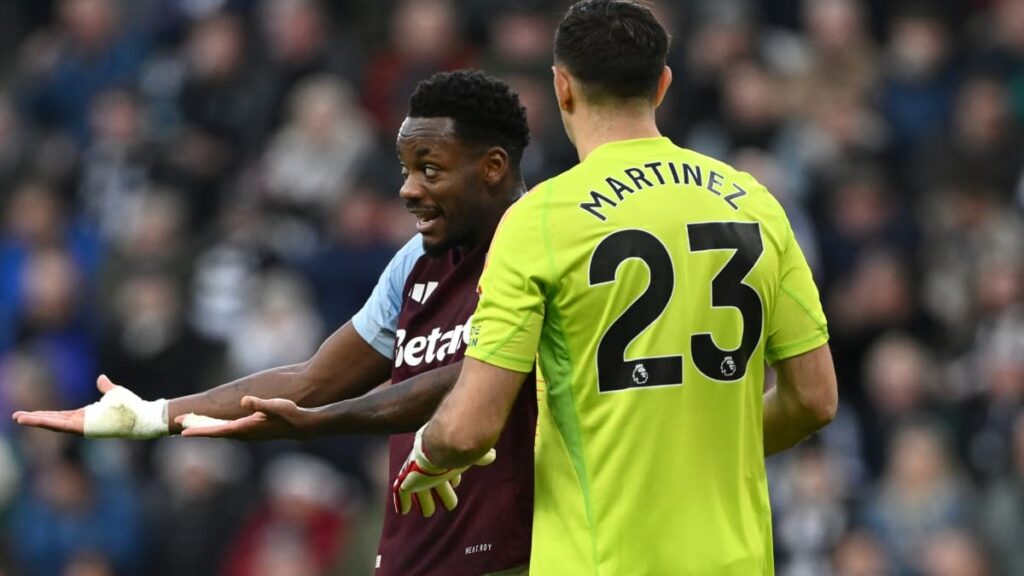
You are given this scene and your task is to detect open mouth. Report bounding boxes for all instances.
[409,207,443,233]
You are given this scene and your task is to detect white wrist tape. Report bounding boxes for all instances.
[83,386,168,439]
[179,413,229,429]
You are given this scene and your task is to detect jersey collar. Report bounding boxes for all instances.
[584,137,672,162]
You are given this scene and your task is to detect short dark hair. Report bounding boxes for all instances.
[408,69,530,171]
[554,0,669,102]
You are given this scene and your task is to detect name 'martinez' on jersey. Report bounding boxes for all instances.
[579,158,749,221]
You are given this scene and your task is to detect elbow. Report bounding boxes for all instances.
[807,385,838,429]
[429,420,495,468]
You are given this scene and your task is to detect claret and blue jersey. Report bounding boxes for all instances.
[353,238,535,576]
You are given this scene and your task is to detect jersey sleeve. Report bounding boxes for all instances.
[764,221,829,364]
[466,197,548,373]
[351,235,423,358]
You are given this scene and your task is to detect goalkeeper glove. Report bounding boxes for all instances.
[392,425,496,518]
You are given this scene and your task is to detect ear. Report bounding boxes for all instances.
[481,146,510,188]
[653,66,673,109]
[552,66,573,113]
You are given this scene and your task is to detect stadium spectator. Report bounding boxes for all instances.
[980,411,1024,576]
[99,271,224,402]
[15,248,97,408]
[879,3,961,157]
[959,309,1024,481]
[77,87,161,241]
[0,178,101,351]
[861,333,940,473]
[9,439,145,576]
[363,0,474,133]
[913,72,1024,201]
[255,0,362,137]
[296,192,398,334]
[166,10,262,226]
[17,0,149,145]
[0,93,34,197]
[224,269,321,377]
[221,453,350,576]
[145,437,253,576]
[921,529,991,576]
[832,529,893,576]
[790,0,878,110]
[771,446,848,575]
[864,421,974,575]
[261,75,374,257]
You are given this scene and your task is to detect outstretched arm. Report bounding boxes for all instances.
[180,361,463,440]
[763,343,837,456]
[13,321,392,437]
[169,322,391,433]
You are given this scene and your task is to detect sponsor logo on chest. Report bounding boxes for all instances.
[394,318,472,368]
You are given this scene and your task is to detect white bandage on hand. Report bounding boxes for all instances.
[83,386,168,439]
[179,413,229,429]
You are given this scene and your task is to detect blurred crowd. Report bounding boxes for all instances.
[0,0,1020,574]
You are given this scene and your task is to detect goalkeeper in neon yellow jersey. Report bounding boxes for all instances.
[393,1,838,574]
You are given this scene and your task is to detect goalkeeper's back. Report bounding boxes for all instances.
[463,2,834,573]
[470,136,828,574]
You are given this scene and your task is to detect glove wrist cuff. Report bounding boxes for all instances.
[413,426,446,474]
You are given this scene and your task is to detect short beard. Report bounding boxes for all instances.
[422,240,449,258]
[422,229,473,258]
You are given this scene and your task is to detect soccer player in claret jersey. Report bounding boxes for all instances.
[14,70,535,576]
[395,1,838,574]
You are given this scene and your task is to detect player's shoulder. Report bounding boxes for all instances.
[392,234,426,263]
[384,234,427,279]
[684,148,787,213]
[682,147,767,193]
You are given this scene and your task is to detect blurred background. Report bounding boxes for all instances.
[0,0,1021,574]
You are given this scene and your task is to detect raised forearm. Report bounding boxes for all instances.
[309,362,462,436]
[763,386,822,455]
[169,322,392,434]
[424,358,528,468]
[763,345,838,456]
[169,363,317,433]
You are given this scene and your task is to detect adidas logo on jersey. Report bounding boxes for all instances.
[409,282,438,304]
[394,318,472,368]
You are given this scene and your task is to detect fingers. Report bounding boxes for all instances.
[394,484,412,515]
[474,448,497,466]
[451,473,462,488]
[11,411,80,434]
[242,397,292,414]
[415,489,436,518]
[180,413,265,437]
[435,481,458,511]
[240,396,264,412]
[96,374,115,394]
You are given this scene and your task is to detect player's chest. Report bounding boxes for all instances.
[392,251,483,379]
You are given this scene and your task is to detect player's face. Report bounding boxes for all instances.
[397,117,493,256]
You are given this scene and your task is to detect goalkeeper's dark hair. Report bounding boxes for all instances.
[555,0,669,103]
[408,70,530,174]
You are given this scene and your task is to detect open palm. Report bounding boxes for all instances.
[11,375,117,435]
[178,396,318,441]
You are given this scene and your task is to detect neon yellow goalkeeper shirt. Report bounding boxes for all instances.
[466,137,829,576]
